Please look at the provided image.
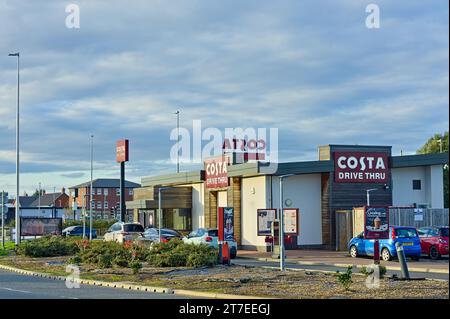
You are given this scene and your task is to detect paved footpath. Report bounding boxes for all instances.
[0,268,190,299]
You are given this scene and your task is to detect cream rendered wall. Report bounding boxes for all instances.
[241,176,268,248]
[190,183,204,230]
[392,167,427,207]
[427,165,444,208]
[270,174,323,245]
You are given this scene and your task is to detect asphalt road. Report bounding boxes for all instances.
[232,258,449,281]
[0,269,189,299]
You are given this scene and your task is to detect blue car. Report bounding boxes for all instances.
[62,226,97,239]
[348,226,421,261]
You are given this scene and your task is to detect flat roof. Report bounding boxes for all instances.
[140,152,448,187]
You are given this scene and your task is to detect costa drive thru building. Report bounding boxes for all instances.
[127,144,448,251]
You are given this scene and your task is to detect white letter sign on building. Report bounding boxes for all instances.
[334,152,389,183]
[204,155,230,189]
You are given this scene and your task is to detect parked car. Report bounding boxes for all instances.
[183,228,237,259]
[418,226,449,260]
[62,226,97,239]
[103,222,144,243]
[137,227,183,244]
[348,226,421,261]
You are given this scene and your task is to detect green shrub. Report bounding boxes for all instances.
[97,253,113,268]
[17,236,78,257]
[113,256,129,267]
[130,260,142,274]
[68,255,82,265]
[336,266,353,291]
[146,239,218,268]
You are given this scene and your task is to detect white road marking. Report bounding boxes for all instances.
[0,287,33,294]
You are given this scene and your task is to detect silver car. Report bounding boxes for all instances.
[183,228,237,259]
[103,222,144,243]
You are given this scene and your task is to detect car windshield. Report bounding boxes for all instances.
[161,229,182,237]
[395,228,418,238]
[124,224,144,232]
[440,228,449,237]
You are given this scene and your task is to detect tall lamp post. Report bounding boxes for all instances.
[279,174,294,271]
[89,134,94,240]
[8,52,20,245]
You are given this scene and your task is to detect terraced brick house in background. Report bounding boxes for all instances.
[68,179,141,220]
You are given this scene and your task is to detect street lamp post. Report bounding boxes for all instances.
[279,174,294,271]
[1,191,6,249]
[366,188,378,206]
[8,52,20,245]
[89,134,94,240]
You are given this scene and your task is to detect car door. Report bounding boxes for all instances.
[352,232,366,255]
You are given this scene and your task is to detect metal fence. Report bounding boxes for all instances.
[389,208,449,228]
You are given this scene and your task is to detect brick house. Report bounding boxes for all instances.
[68,178,141,220]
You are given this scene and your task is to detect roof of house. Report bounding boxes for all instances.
[17,196,38,207]
[69,178,141,189]
[29,193,66,207]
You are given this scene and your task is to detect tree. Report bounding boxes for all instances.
[32,189,46,197]
[417,132,449,208]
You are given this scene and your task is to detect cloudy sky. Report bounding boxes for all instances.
[0,0,448,197]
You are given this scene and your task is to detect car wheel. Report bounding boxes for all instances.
[349,245,358,258]
[381,248,391,261]
[429,246,441,260]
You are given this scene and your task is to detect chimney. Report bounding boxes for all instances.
[61,187,66,194]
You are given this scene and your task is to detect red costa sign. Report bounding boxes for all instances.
[334,152,389,183]
[116,139,129,163]
[204,156,230,189]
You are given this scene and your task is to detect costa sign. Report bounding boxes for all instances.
[116,139,129,163]
[204,155,230,189]
[334,152,389,183]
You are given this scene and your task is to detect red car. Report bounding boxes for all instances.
[418,226,449,260]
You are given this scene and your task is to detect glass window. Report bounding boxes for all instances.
[429,228,440,237]
[91,200,95,208]
[104,188,108,195]
[197,229,206,237]
[129,189,133,196]
[123,224,144,232]
[418,229,429,237]
[440,228,449,237]
[97,202,102,209]
[207,229,219,237]
[104,201,108,209]
[97,188,102,195]
[116,188,120,196]
[395,228,418,238]
[412,180,421,190]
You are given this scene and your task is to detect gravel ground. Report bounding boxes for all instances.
[1,256,448,299]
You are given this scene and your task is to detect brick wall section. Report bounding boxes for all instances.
[69,187,134,213]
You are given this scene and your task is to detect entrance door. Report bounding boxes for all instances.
[336,210,353,251]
